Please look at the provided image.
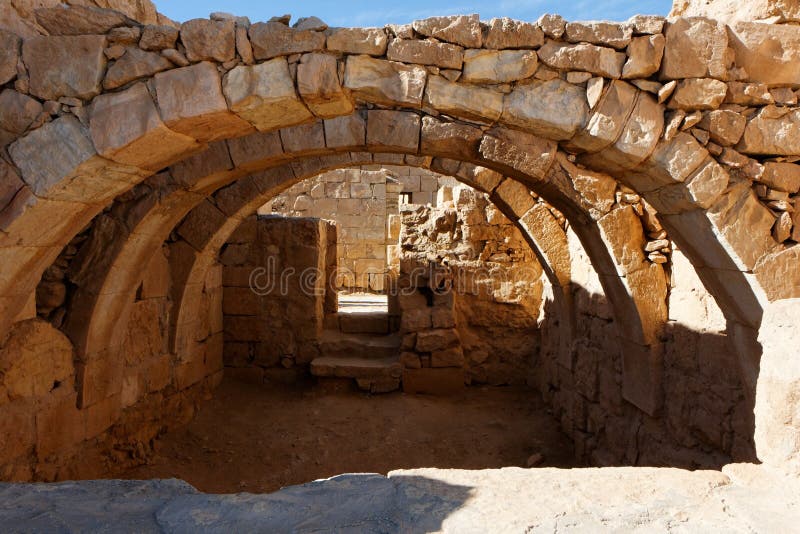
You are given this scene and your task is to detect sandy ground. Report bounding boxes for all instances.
[120,378,576,494]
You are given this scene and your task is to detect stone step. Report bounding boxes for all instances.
[319,331,400,360]
[310,356,402,380]
[337,312,391,334]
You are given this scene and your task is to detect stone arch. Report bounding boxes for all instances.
[1,9,795,468]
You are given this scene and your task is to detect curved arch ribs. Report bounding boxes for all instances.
[0,11,797,469]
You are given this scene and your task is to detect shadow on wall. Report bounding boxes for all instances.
[538,284,758,470]
[0,475,474,532]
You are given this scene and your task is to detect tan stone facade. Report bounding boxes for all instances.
[0,1,798,482]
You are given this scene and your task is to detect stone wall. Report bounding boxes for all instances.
[396,185,545,389]
[260,168,400,292]
[221,215,336,382]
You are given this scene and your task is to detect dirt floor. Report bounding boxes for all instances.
[120,377,577,494]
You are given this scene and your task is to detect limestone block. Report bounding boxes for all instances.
[326,27,387,56]
[366,110,420,153]
[725,82,773,106]
[431,346,464,367]
[538,41,626,79]
[76,354,123,408]
[622,132,707,192]
[412,15,481,48]
[10,116,146,202]
[462,49,537,84]
[344,55,427,107]
[416,328,459,352]
[760,162,800,193]
[694,110,745,147]
[103,47,173,90]
[0,401,35,465]
[387,39,463,69]
[280,121,325,153]
[707,181,777,270]
[667,78,727,111]
[737,107,800,156]
[324,114,366,148]
[424,75,503,123]
[479,127,557,180]
[223,58,313,132]
[0,90,42,145]
[23,35,106,100]
[754,246,800,301]
[492,179,535,218]
[297,53,353,118]
[180,18,235,63]
[139,24,179,51]
[647,158,729,214]
[36,392,85,456]
[756,298,800,475]
[248,21,326,60]
[503,79,588,141]
[420,116,482,161]
[569,80,638,153]
[484,18,544,50]
[597,206,647,275]
[0,31,19,88]
[90,82,199,170]
[580,90,663,173]
[660,17,729,80]
[34,5,129,35]
[622,34,664,79]
[564,21,632,49]
[628,15,665,34]
[156,61,254,142]
[557,155,617,219]
[728,22,800,86]
[226,131,283,170]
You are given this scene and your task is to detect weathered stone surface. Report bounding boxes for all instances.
[297,53,353,118]
[728,22,800,86]
[90,82,199,170]
[760,162,800,193]
[648,158,729,213]
[223,58,313,132]
[0,30,20,86]
[598,206,647,275]
[628,14,665,34]
[756,298,800,475]
[479,127,557,180]
[538,41,626,78]
[672,0,800,23]
[697,110,746,147]
[35,5,129,35]
[416,328,459,352]
[155,61,254,142]
[0,90,42,146]
[344,56,426,107]
[324,114,366,148]
[103,47,172,90]
[725,82,773,106]
[366,110,420,153]
[570,79,637,153]
[622,34,665,79]
[538,14,566,39]
[738,107,800,156]
[667,78,728,111]
[23,35,107,100]
[249,21,326,60]
[557,155,617,219]
[326,27,387,56]
[564,21,633,49]
[421,116,482,160]
[424,75,503,122]
[484,18,544,49]
[492,178,536,217]
[503,79,588,141]
[462,49,538,84]
[660,17,729,80]
[180,18,235,63]
[139,24,179,51]
[412,15,481,48]
[387,39,463,70]
[622,132,707,192]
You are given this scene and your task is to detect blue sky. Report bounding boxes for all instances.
[158,0,673,27]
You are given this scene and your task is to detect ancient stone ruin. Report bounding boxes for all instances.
[0,0,799,529]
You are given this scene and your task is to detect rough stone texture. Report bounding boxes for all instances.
[564,21,633,49]
[180,18,235,63]
[139,24,178,51]
[622,34,665,79]
[738,107,800,156]
[34,5,129,36]
[538,41,626,79]
[297,53,354,118]
[503,79,588,141]
[103,47,173,90]
[756,298,800,475]
[424,76,504,123]
[412,15,481,48]
[23,35,107,100]
[248,21,326,60]
[224,58,314,132]
[0,90,42,147]
[327,27,388,56]
[697,110,746,147]
[667,78,728,111]
[484,18,544,50]
[660,17,729,80]
[344,56,426,107]
[728,22,800,86]
[462,49,538,84]
[0,30,20,86]
[671,0,800,23]
[387,39,463,70]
